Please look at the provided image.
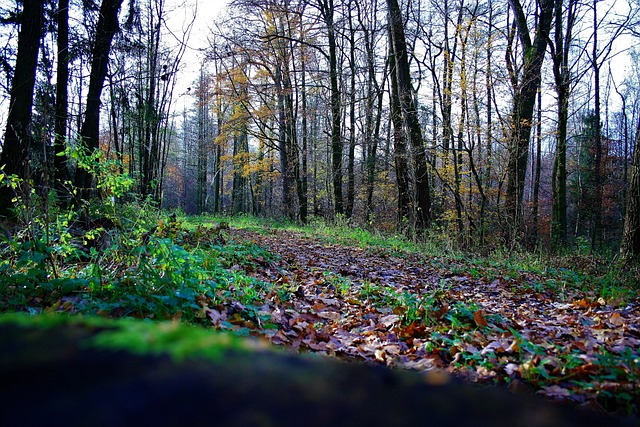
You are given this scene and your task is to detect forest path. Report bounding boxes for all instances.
[226,227,640,415]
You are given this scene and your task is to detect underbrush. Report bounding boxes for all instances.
[0,205,277,329]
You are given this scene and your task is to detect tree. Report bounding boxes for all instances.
[504,0,555,239]
[317,0,343,217]
[0,0,44,218]
[53,0,70,197]
[387,0,431,230]
[73,0,124,198]
[621,117,640,260]
[549,0,579,247]
[389,36,411,226]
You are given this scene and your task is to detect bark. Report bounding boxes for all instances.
[504,0,555,237]
[54,0,70,196]
[621,118,640,260]
[73,0,124,198]
[387,0,431,230]
[0,0,44,218]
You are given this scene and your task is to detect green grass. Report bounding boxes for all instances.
[187,214,639,303]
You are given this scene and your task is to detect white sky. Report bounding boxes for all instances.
[167,0,229,102]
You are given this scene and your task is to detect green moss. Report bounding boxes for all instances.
[0,312,266,362]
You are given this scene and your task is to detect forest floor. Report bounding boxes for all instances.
[1,214,639,418]
[216,226,640,417]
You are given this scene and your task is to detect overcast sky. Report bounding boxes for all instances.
[166,0,229,101]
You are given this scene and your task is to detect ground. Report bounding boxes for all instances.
[218,227,640,416]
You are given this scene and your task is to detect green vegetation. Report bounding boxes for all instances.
[0,311,252,361]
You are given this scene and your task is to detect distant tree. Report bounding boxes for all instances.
[0,0,44,218]
[570,113,599,240]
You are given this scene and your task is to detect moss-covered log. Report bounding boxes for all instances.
[0,314,635,427]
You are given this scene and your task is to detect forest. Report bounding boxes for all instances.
[0,0,639,424]
[0,0,639,254]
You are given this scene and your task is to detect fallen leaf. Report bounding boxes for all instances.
[473,309,488,327]
[540,385,571,399]
[610,311,624,327]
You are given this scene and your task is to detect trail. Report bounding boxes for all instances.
[225,228,640,414]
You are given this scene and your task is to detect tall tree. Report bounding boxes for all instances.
[589,0,603,251]
[53,0,69,196]
[504,0,555,239]
[549,0,578,247]
[345,0,356,219]
[317,0,343,216]
[73,0,124,198]
[387,0,431,230]
[621,117,640,260]
[389,38,411,226]
[0,0,45,218]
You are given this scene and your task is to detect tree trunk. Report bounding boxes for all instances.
[299,52,309,224]
[196,69,208,215]
[53,0,70,197]
[73,0,124,198]
[590,0,603,251]
[345,3,356,220]
[621,118,640,260]
[318,0,343,216]
[0,0,44,218]
[531,88,542,246]
[550,0,576,248]
[387,0,431,230]
[389,50,411,227]
[504,0,555,239]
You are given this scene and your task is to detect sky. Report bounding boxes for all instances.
[166,0,229,101]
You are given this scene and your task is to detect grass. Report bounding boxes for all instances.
[188,213,639,304]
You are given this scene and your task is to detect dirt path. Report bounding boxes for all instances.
[227,228,640,415]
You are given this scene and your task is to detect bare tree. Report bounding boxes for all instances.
[73,0,124,199]
[0,0,44,218]
[504,0,555,241]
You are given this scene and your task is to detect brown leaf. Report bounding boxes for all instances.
[473,309,489,328]
[609,311,625,327]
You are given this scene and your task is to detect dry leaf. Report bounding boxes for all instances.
[473,309,489,327]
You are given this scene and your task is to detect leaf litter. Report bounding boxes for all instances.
[207,228,640,417]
